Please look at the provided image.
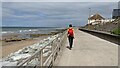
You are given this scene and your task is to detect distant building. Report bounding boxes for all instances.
[112,9,120,19]
[88,13,105,25]
[88,13,114,25]
[118,1,120,9]
[112,1,120,19]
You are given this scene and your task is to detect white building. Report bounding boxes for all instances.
[88,13,105,25]
[88,13,114,25]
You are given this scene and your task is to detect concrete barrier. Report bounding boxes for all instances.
[79,28,120,45]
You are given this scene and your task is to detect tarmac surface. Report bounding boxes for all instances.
[56,29,118,66]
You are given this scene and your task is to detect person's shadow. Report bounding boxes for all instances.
[66,46,71,50]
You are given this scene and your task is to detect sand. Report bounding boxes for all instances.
[1,35,50,58]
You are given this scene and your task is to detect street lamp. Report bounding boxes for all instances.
[88,8,91,29]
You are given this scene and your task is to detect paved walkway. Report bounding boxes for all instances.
[56,29,118,66]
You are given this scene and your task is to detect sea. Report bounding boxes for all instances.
[1,27,65,38]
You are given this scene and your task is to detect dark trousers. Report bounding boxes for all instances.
[68,36,74,48]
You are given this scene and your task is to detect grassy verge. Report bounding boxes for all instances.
[111,28,120,35]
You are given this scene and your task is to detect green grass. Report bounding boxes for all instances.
[111,28,120,35]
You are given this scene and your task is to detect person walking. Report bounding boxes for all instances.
[67,24,74,50]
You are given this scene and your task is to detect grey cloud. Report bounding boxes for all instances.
[2,2,117,27]
[0,2,2,27]
[1,0,120,2]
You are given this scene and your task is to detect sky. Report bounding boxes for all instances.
[2,2,118,27]
[1,0,120,2]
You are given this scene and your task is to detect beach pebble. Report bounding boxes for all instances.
[43,49,49,53]
[43,51,52,57]
[45,46,52,49]
[27,58,40,66]
[1,61,18,66]
[10,54,31,61]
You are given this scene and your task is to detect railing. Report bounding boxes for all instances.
[79,28,120,45]
[17,30,67,67]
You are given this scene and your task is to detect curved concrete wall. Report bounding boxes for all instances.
[79,28,120,45]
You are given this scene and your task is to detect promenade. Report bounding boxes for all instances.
[56,29,118,66]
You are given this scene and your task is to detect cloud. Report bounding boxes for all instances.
[2,2,117,27]
[1,0,120,2]
[0,2,2,27]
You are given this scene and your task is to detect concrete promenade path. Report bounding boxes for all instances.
[56,29,118,66]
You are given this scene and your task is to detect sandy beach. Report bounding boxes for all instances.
[1,35,50,58]
[1,27,65,59]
